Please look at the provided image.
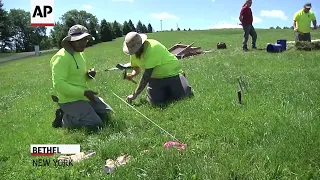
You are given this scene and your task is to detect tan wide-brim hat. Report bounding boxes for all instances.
[123,32,147,55]
[62,24,92,42]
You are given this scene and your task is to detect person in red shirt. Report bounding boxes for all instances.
[239,0,257,51]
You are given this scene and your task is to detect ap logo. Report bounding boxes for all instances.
[30,0,54,26]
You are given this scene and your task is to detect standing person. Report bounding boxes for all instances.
[239,0,257,51]
[50,24,113,131]
[122,32,193,106]
[293,3,317,42]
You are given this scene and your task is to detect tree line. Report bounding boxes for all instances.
[269,25,320,29]
[0,0,154,52]
[50,9,154,49]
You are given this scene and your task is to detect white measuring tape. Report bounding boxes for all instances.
[111,91,180,142]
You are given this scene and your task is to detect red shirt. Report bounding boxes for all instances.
[240,6,253,25]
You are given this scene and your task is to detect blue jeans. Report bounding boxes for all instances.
[242,24,257,49]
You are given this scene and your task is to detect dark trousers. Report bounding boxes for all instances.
[146,74,193,106]
[59,97,113,130]
[295,32,311,42]
[242,24,257,49]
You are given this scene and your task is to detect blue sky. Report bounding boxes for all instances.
[2,0,319,35]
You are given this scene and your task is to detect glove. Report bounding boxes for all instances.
[88,68,96,79]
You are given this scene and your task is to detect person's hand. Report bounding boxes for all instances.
[294,28,303,35]
[124,73,137,84]
[84,90,98,102]
[87,68,96,79]
[125,73,135,80]
[126,93,137,104]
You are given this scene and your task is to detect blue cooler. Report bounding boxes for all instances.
[276,39,287,51]
[267,44,283,53]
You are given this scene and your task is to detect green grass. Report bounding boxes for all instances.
[1,29,320,179]
[0,52,17,58]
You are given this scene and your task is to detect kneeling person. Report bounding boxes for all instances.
[123,32,193,106]
[50,24,113,131]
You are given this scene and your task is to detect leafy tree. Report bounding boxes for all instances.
[147,23,153,33]
[136,20,143,33]
[142,24,148,33]
[8,9,40,52]
[39,36,53,50]
[100,19,113,42]
[128,19,136,32]
[0,0,13,52]
[112,20,122,38]
[50,22,68,48]
[87,20,99,46]
[122,21,131,35]
[55,9,100,47]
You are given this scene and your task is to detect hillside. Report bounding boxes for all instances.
[0,29,320,179]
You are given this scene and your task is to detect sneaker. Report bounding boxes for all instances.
[252,46,257,49]
[243,47,249,51]
[52,108,63,128]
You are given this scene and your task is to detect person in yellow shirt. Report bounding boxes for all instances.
[293,3,317,42]
[50,24,113,131]
[122,32,193,106]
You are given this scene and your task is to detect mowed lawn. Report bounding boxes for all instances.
[0,29,320,179]
[0,53,16,58]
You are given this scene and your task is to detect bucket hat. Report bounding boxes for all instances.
[62,24,92,42]
[123,32,147,55]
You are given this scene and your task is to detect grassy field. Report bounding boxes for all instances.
[0,52,16,58]
[0,28,320,179]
